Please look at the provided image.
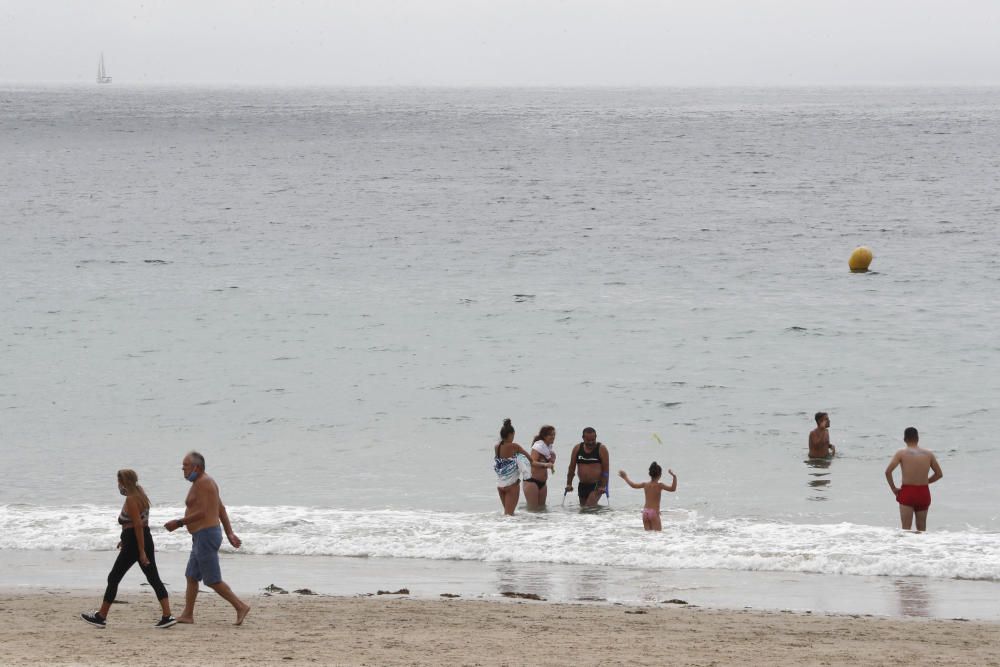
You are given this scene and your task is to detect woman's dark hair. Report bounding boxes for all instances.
[498,418,515,443]
[533,425,555,444]
[649,461,662,479]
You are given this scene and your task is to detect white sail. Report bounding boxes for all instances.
[97,53,112,84]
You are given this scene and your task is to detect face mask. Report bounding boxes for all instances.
[119,486,127,496]
[186,471,199,482]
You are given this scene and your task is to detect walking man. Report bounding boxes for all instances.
[884,427,943,532]
[165,451,251,625]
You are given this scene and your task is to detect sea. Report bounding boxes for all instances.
[2,85,999,618]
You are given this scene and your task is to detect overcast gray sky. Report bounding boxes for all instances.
[2,0,999,85]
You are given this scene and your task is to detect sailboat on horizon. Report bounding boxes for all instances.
[96,53,112,84]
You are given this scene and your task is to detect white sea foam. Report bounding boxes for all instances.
[3,504,998,581]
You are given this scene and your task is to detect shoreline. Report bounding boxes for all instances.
[2,549,999,621]
[2,592,997,666]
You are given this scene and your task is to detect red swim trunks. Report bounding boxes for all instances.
[896,484,931,512]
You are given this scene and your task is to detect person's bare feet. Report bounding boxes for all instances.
[176,616,194,624]
[235,603,251,626]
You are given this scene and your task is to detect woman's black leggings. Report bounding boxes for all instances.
[103,527,169,603]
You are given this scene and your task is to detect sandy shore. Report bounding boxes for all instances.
[2,591,997,666]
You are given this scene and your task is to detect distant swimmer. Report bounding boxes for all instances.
[493,418,536,516]
[164,451,251,625]
[884,427,943,532]
[809,412,836,458]
[619,462,677,531]
[523,425,558,510]
[565,427,609,507]
[80,469,176,629]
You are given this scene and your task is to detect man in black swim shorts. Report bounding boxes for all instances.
[565,427,610,507]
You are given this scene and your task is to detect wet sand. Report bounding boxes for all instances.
[5,550,1000,621]
[2,591,997,666]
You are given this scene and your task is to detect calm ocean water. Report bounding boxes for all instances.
[2,86,999,583]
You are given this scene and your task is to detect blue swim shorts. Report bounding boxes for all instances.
[185,525,223,585]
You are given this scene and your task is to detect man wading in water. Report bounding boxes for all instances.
[885,427,943,532]
[809,412,836,459]
[565,427,609,507]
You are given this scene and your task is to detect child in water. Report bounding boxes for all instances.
[618,462,677,531]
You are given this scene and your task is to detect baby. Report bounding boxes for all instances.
[618,462,677,531]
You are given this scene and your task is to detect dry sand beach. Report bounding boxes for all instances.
[1,591,997,667]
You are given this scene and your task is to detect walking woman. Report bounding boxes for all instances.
[81,469,176,628]
[523,425,557,509]
[493,418,533,515]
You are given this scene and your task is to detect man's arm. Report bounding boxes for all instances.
[219,500,242,548]
[165,482,207,532]
[565,445,579,490]
[884,452,901,495]
[597,445,610,493]
[183,482,210,525]
[825,433,836,457]
[928,454,943,484]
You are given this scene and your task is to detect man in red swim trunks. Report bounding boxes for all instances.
[884,427,943,532]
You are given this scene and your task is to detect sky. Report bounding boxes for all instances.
[2,0,1000,86]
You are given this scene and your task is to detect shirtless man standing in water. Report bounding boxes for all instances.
[809,412,836,458]
[565,427,609,507]
[165,451,251,625]
[884,427,943,532]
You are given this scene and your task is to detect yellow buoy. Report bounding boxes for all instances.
[849,246,873,272]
